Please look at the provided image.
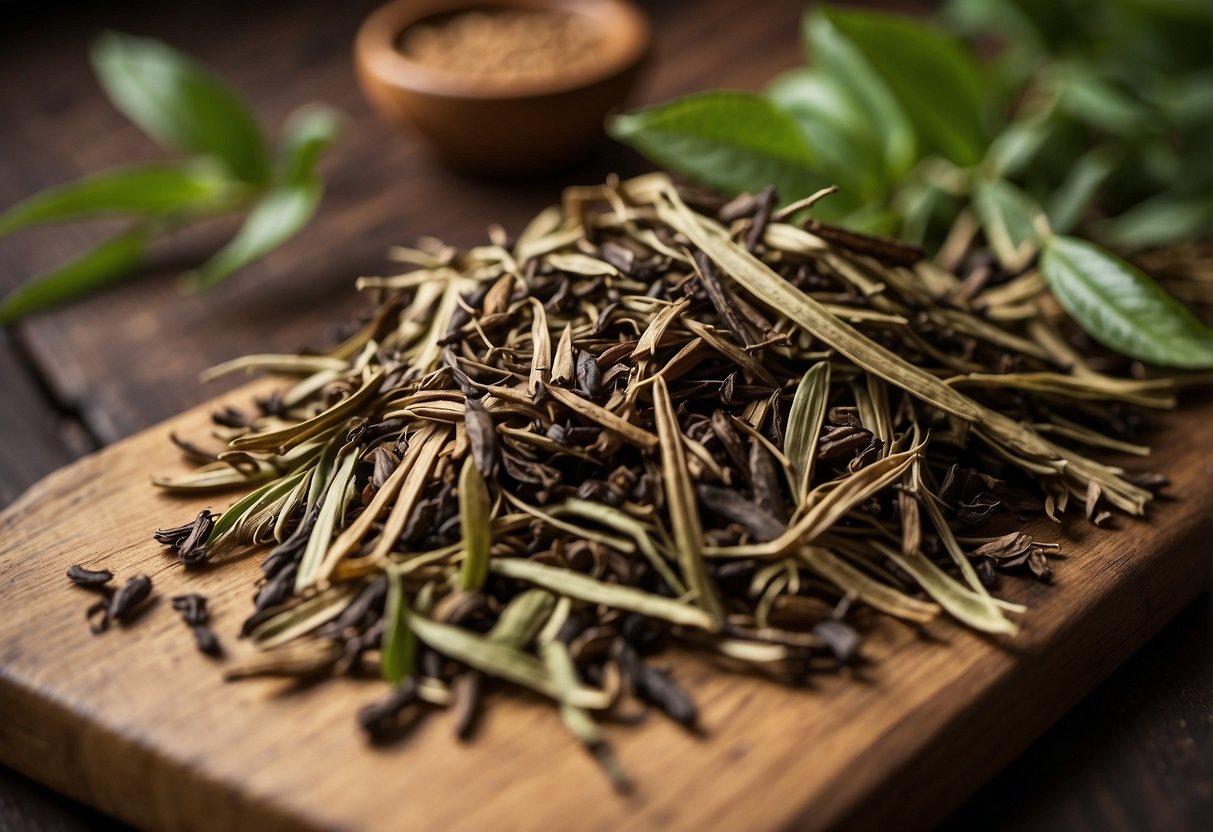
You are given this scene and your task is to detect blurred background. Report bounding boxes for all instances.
[0,0,1208,829]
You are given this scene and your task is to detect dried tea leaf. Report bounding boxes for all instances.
[458,459,492,592]
[251,584,359,649]
[653,376,723,620]
[799,546,937,623]
[488,589,556,649]
[784,361,831,497]
[490,558,719,631]
[657,186,982,421]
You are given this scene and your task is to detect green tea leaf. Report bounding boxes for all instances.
[381,569,415,686]
[1041,235,1213,368]
[608,91,830,203]
[1094,191,1213,249]
[188,182,321,289]
[1046,147,1118,233]
[250,583,358,649]
[804,8,916,180]
[656,188,982,422]
[295,447,359,589]
[876,541,1017,635]
[490,558,720,631]
[799,545,938,623]
[539,639,630,791]
[409,611,610,709]
[819,6,988,165]
[972,179,1044,269]
[983,116,1054,180]
[0,162,238,239]
[487,589,556,649]
[0,227,148,324]
[1058,63,1149,138]
[207,469,309,547]
[653,376,723,621]
[765,69,885,201]
[276,105,343,184]
[458,458,492,592]
[944,0,1044,53]
[186,106,336,290]
[784,361,830,497]
[91,31,270,184]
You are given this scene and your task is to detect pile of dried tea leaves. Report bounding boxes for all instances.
[152,174,1177,784]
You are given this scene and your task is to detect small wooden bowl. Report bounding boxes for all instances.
[354,0,651,175]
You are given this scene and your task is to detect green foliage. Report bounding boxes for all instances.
[91,32,271,185]
[0,228,149,324]
[608,92,841,214]
[0,33,341,324]
[609,0,1212,366]
[818,6,990,166]
[0,161,239,238]
[189,107,342,290]
[1041,235,1213,368]
[972,179,1044,269]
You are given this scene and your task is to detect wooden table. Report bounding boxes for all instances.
[0,1,1208,828]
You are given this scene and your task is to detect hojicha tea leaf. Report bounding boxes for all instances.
[142,172,1184,787]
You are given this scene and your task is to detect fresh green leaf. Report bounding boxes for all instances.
[972,179,1044,268]
[1046,147,1118,233]
[1158,70,1213,130]
[983,113,1055,180]
[804,8,916,180]
[766,69,886,200]
[0,161,239,239]
[276,105,343,185]
[608,91,831,204]
[1094,191,1213,250]
[381,568,415,686]
[840,204,902,237]
[1058,63,1150,138]
[895,179,954,246]
[185,105,339,290]
[1041,234,1213,368]
[819,6,988,165]
[188,182,321,289]
[91,31,270,184]
[0,227,148,324]
[944,0,1044,53]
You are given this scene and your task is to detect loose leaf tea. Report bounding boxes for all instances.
[172,593,222,656]
[153,174,1182,789]
[66,564,114,589]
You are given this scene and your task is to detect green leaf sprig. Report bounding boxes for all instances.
[609,2,1213,368]
[0,32,342,324]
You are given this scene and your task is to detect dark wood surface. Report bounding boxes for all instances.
[0,1,1207,829]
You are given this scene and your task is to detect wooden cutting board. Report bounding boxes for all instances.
[1,384,1209,832]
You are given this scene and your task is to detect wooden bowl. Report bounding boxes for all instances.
[354,0,651,175]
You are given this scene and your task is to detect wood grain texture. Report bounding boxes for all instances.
[943,592,1213,832]
[0,384,1209,832]
[0,337,92,508]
